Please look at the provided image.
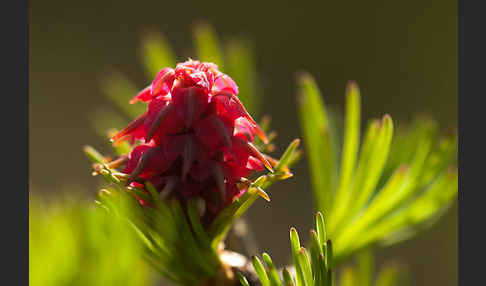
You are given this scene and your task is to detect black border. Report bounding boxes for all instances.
[2,0,28,284]
[458,0,484,285]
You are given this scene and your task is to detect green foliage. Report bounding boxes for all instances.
[100,72,146,119]
[297,73,458,263]
[238,221,408,286]
[297,73,336,213]
[193,22,226,71]
[226,38,260,117]
[96,186,221,285]
[29,195,152,286]
[337,250,407,286]
[238,212,333,286]
[141,32,176,78]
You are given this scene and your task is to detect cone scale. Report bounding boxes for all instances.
[111,60,271,221]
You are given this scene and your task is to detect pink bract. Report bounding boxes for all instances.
[112,59,270,221]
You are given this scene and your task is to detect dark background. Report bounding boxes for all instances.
[30,0,457,285]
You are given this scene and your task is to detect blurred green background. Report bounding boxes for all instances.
[30,0,456,285]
